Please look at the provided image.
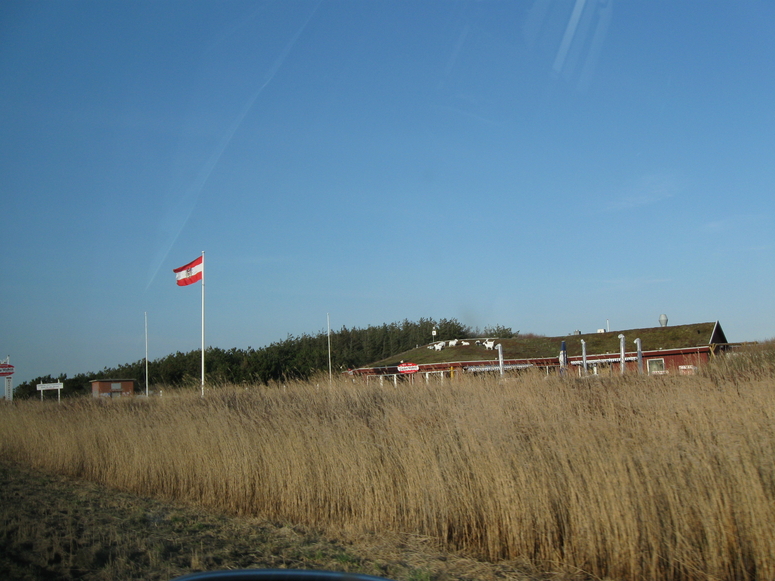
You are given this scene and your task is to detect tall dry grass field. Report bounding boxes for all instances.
[1,346,774,580]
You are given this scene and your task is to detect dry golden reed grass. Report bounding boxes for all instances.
[1,348,774,581]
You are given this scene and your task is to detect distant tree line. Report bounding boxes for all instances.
[13,318,517,399]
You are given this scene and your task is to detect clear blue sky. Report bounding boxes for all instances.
[2,1,774,384]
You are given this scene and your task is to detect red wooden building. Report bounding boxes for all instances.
[90,378,135,398]
[350,321,730,381]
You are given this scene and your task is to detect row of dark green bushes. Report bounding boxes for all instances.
[14,318,517,399]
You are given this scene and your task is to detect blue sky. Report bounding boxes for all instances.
[2,1,774,384]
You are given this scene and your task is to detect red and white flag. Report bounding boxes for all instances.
[173,256,203,286]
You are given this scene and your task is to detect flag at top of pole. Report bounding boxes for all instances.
[173,252,206,397]
[173,255,204,286]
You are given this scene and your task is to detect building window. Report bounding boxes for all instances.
[111,382,122,391]
[647,358,667,375]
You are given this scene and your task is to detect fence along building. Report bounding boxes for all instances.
[90,379,135,398]
[350,321,730,380]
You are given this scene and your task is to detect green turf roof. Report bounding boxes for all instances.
[366,322,726,368]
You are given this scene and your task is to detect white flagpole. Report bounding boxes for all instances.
[201,251,205,397]
[145,312,149,397]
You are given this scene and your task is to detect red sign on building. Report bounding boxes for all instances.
[397,363,420,374]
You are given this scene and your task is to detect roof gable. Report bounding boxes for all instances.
[709,321,728,345]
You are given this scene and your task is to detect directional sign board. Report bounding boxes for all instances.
[0,364,14,377]
[37,382,64,402]
[397,362,420,374]
[37,382,63,390]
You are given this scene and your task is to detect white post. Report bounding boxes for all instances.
[496,343,504,376]
[581,339,587,375]
[145,312,149,397]
[559,341,568,375]
[327,313,332,385]
[635,338,643,374]
[201,251,205,397]
[618,334,626,375]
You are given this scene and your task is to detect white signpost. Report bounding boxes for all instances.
[0,358,13,401]
[37,382,64,402]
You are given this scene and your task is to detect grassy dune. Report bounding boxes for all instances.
[1,345,774,580]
